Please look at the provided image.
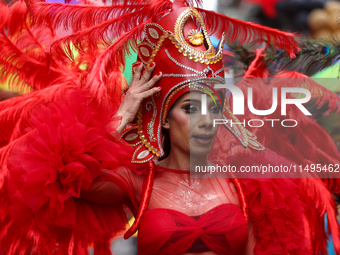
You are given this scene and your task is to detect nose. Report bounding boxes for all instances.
[197,110,214,129]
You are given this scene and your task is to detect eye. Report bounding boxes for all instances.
[320,46,330,56]
[210,105,223,114]
[182,104,199,114]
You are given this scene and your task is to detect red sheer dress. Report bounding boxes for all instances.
[95,164,249,255]
[137,167,249,255]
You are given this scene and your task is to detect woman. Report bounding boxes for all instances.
[0,0,339,254]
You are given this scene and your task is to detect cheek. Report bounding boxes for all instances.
[172,109,190,128]
[169,110,191,140]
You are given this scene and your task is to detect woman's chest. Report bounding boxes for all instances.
[146,176,240,215]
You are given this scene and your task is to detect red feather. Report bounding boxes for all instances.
[27,0,174,105]
[243,48,269,78]
[180,0,202,7]
[197,8,300,57]
[84,21,150,104]
[0,1,80,92]
[56,0,173,104]
[49,10,153,62]
[0,1,9,30]
[234,75,340,194]
[0,32,78,91]
[274,71,340,114]
[1,1,339,253]
[297,178,340,255]
[29,2,154,32]
[6,0,27,36]
[0,84,79,148]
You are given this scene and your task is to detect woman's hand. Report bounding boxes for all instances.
[114,62,162,134]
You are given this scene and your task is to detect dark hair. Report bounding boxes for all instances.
[159,105,174,161]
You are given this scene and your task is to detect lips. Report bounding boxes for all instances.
[192,134,214,145]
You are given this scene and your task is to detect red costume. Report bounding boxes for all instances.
[0,0,339,254]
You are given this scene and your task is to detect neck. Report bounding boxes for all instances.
[158,148,209,171]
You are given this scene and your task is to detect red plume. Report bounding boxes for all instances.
[235,74,340,194]
[49,10,152,63]
[274,71,340,114]
[180,0,202,7]
[6,0,27,36]
[0,32,78,91]
[29,2,152,32]
[83,21,151,104]
[197,8,299,57]
[297,177,340,255]
[0,84,78,147]
[243,48,269,78]
[0,1,9,30]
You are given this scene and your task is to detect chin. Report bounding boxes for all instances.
[189,144,213,158]
[190,136,215,153]
[190,151,211,159]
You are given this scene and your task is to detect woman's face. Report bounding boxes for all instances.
[164,90,223,157]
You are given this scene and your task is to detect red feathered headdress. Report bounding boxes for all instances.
[119,0,297,163]
[121,0,225,163]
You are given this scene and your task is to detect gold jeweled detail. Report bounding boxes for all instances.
[144,34,167,68]
[125,133,139,141]
[119,127,141,146]
[137,150,150,159]
[132,144,155,163]
[223,105,265,151]
[187,29,204,46]
[174,8,214,60]
[140,47,150,57]
[173,8,225,65]
[148,28,159,39]
[144,23,166,47]
[137,42,154,65]
[145,96,157,142]
[136,106,161,158]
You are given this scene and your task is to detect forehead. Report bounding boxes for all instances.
[177,91,221,101]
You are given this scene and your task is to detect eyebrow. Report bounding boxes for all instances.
[182,99,201,104]
[211,100,222,105]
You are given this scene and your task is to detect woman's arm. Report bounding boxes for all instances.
[80,179,127,205]
[82,63,162,205]
[80,168,140,207]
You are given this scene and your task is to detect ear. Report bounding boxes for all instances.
[162,118,170,130]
